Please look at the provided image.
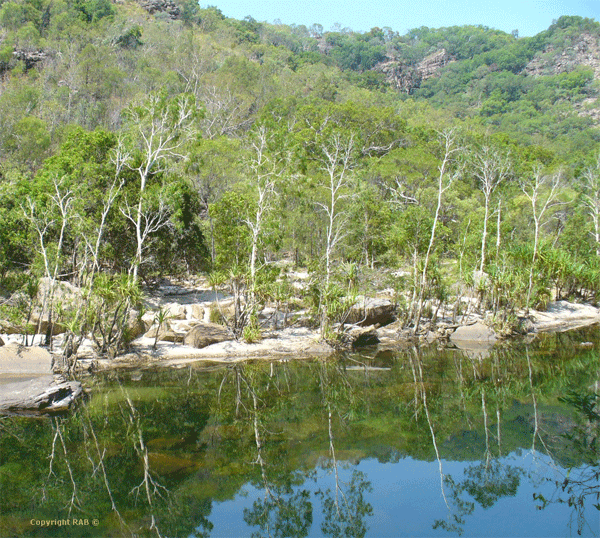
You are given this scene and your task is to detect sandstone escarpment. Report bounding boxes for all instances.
[377,49,453,94]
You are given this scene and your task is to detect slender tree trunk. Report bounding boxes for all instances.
[480,196,490,273]
[414,130,460,334]
[496,200,502,260]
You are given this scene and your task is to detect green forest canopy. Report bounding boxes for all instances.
[1,1,600,344]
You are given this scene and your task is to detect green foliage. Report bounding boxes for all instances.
[71,0,114,23]
[242,315,261,343]
[88,272,141,357]
[1,0,600,345]
[209,191,251,271]
[115,24,143,49]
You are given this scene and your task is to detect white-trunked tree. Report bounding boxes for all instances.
[120,93,198,280]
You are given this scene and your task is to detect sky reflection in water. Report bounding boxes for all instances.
[208,453,597,537]
[1,326,598,538]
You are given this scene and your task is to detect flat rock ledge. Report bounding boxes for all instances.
[0,375,82,415]
[0,344,82,415]
[96,327,334,368]
[529,301,600,333]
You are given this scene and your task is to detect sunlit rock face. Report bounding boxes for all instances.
[136,0,180,19]
[0,344,82,414]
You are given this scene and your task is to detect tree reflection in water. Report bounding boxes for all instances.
[534,390,599,536]
[315,360,373,538]
[432,343,599,537]
[236,363,314,538]
[0,327,598,537]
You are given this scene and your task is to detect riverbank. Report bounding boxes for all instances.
[1,276,599,411]
[82,298,600,369]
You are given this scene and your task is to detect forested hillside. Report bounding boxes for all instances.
[1,0,599,351]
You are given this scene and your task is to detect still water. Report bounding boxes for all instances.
[1,327,599,538]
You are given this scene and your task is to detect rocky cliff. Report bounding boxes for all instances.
[522,32,600,120]
[523,33,600,78]
[377,49,453,94]
[135,0,180,19]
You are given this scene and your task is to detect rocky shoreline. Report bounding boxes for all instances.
[102,299,600,368]
[1,277,599,413]
[0,344,82,415]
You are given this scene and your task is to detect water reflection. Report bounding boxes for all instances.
[0,327,598,537]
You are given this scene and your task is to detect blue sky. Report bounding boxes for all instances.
[207,0,600,37]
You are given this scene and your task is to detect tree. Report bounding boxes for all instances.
[245,125,286,291]
[470,145,510,272]
[413,129,462,333]
[581,154,600,256]
[120,93,198,280]
[323,135,354,280]
[21,176,73,346]
[519,165,564,312]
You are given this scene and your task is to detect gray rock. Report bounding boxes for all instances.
[346,325,380,348]
[0,321,22,334]
[0,376,82,414]
[0,336,4,346]
[126,309,146,339]
[36,277,82,307]
[141,311,155,331]
[347,297,395,327]
[144,322,182,343]
[137,0,180,18]
[162,302,187,320]
[183,323,232,349]
[0,344,53,374]
[258,307,288,328]
[187,304,205,321]
[29,311,66,336]
[0,344,81,414]
[472,270,490,289]
[450,322,497,344]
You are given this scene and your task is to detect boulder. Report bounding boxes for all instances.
[347,297,395,327]
[0,321,21,335]
[258,307,287,328]
[183,323,232,349]
[137,0,180,19]
[450,322,497,344]
[187,304,205,321]
[126,309,146,339]
[0,336,3,346]
[141,311,156,331]
[0,376,82,414]
[216,299,236,320]
[144,322,183,343]
[347,325,380,348]
[28,311,66,336]
[36,277,82,307]
[162,303,186,320]
[472,270,490,289]
[162,320,195,343]
[0,344,53,374]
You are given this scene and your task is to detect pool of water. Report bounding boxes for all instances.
[1,326,598,537]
